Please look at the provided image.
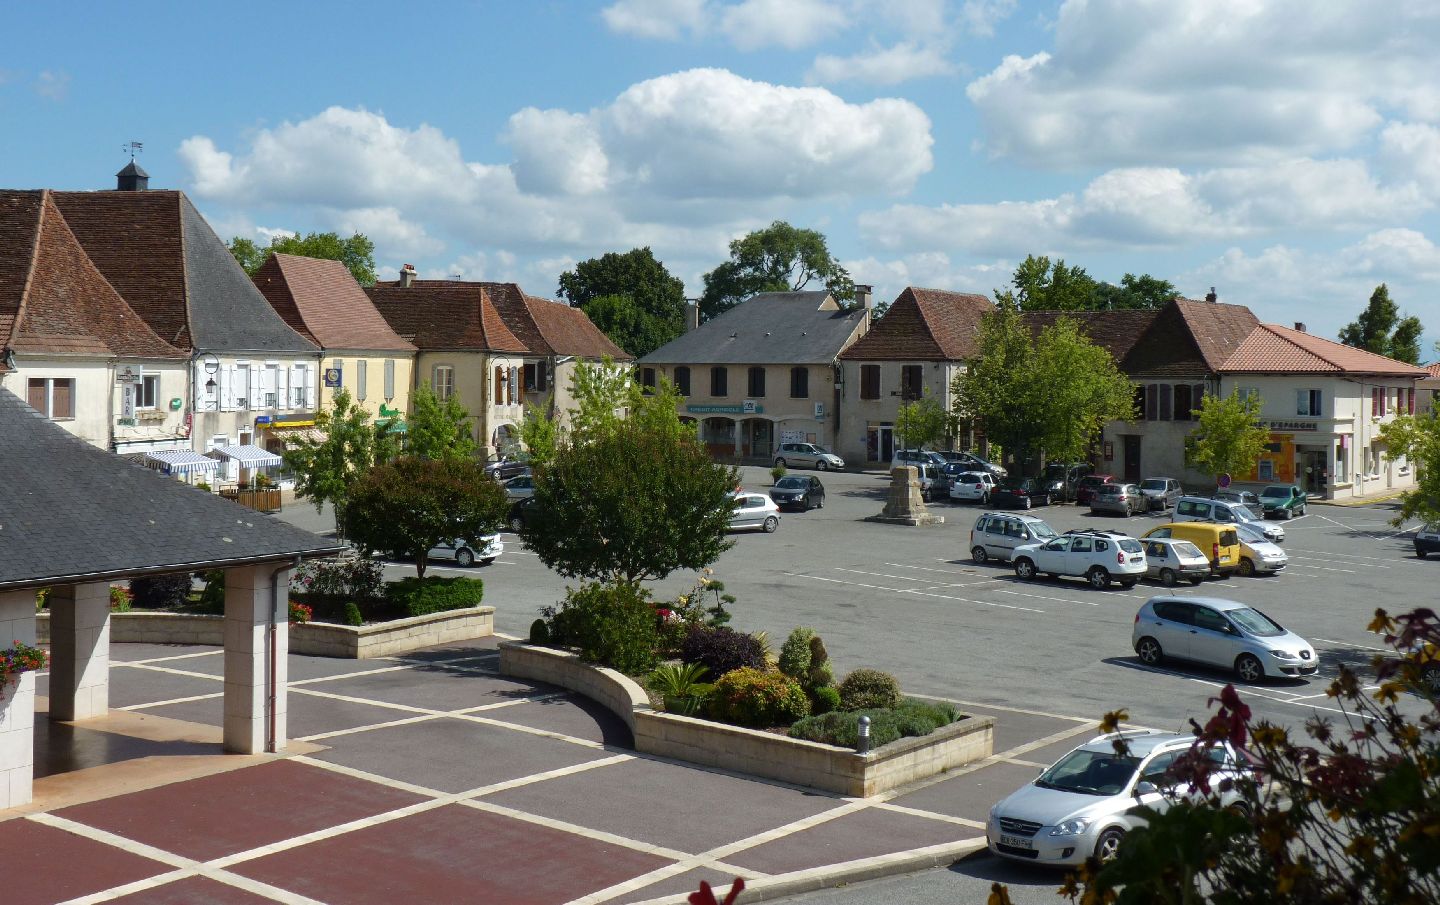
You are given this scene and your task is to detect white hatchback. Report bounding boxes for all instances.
[426,535,502,568]
[949,471,996,503]
[1012,530,1148,589]
[728,492,780,533]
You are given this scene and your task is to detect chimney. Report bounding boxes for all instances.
[1205,287,1217,303]
[1294,322,1306,333]
[854,284,874,310]
[684,301,700,332]
[399,264,417,289]
[116,160,149,191]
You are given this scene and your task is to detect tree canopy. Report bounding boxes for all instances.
[1339,284,1424,364]
[995,255,1176,312]
[1378,410,1440,527]
[282,389,400,534]
[405,383,476,461]
[227,231,377,285]
[894,397,950,450]
[1189,389,1269,483]
[699,221,854,320]
[557,248,686,357]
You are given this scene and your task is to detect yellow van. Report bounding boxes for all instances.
[1142,523,1240,576]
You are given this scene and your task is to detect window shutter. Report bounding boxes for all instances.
[304,365,316,409]
[1145,384,1159,420]
[385,359,396,399]
[494,366,503,405]
[537,360,547,392]
[1159,384,1172,420]
[52,380,73,418]
[275,366,287,410]
[250,367,262,411]
[357,360,368,401]
[220,366,233,411]
[1408,388,1416,414]
[27,379,45,412]
[510,366,519,404]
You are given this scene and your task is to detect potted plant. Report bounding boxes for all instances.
[1,640,48,695]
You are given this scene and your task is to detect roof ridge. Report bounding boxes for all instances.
[1263,322,1426,372]
[10,190,46,346]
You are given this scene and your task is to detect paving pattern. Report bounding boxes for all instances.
[10,638,1101,905]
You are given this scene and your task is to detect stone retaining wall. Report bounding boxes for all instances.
[499,641,994,797]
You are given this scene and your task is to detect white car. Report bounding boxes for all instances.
[1234,522,1288,576]
[773,441,844,471]
[503,474,535,500]
[729,492,780,533]
[427,535,502,567]
[1012,529,1148,590]
[949,471,996,504]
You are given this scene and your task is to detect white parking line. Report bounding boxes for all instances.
[784,572,1043,612]
[994,588,1100,606]
[1283,561,1359,574]
[1288,548,1411,565]
[1312,637,1391,652]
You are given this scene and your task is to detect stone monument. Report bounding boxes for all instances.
[865,465,944,527]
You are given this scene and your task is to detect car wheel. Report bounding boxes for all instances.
[1188,576,1204,586]
[972,546,989,564]
[480,558,496,567]
[1423,664,1440,694]
[1418,548,1428,559]
[455,548,475,567]
[1298,504,1306,517]
[817,496,824,509]
[1094,827,1125,863]
[1235,653,1265,683]
[1159,568,1177,587]
[1238,557,1255,577]
[1023,497,1032,510]
[1120,579,1137,589]
[762,515,779,533]
[509,515,524,532]
[1014,558,1037,580]
[774,457,786,468]
[1136,636,1163,665]
[1088,567,1111,589]
[816,460,828,471]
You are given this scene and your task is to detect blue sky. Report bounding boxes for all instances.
[6,1,1440,354]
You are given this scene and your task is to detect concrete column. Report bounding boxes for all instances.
[223,564,289,755]
[48,583,111,721]
[0,589,38,809]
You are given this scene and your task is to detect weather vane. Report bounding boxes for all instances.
[123,140,143,160]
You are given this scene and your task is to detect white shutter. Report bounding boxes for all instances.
[289,365,303,409]
[357,360,368,401]
[219,366,233,412]
[277,366,289,411]
[250,367,262,412]
[509,366,519,405]
[304,365,316,409]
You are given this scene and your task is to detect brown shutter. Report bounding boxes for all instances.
[27,378,45,412]
[52,379,73,418]
[494,366,503,405]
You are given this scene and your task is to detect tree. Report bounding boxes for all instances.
[1093,273,1178,310]
[1378,410,1440,527]
[1339,284,1424,364]
[698,221,854,320]
[405,383,476,461]
[557,248,686,357]
[226,231,377,285]
[1189,389,1269,484]
[519,398,560,469]
[282,390,400,536]
[565,355,639,440]
[894,397,949,450]
[996,255,1099,311]
[953,308,1042,468]
[341,457,508,581]
[1030,318,1136,464]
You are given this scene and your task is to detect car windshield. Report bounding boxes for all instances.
[1235,523,1266,542]
[775,477,807,489]
[813,446,833,455]
[1260,486,1290,499]
[1230,505,1260,521]
[1117,539,1143,553]
[1029,521,1057,539]
[1140,479,1165,490]
[1036,749,1139,796]
[1227,607,1285,637]
[1173,541,1204,558]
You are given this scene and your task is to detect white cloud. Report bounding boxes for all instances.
[958,0,1016,37]
[332,207,444,258]
[601,0,709,40]
[808,41,957,85]
[504,108,610,196]
[719,0,849,50]
[33,69,69,101]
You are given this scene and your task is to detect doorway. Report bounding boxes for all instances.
[1122,435,1142,482]
[867,425,894,463]
[1300,449,1327,494]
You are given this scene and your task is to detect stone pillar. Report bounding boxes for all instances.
[48,583,111,721]
[0,589,38,809]
[223,564,289,755]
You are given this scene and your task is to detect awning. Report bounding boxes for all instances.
[268,427,327,444]
[143,450,222,475]
[208,444,284,467]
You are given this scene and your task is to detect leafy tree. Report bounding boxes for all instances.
[1093,273,1178,310]
[1189,389,1269,484]
[894,397,950,449]
[1391,315,1424,366]
[557,248,686,357]
[869,300,891,320]
[1378,410,1440,527]
[953,308,1040,468]
[226,231,378,285]
[566,355,639,440]
[1340,284,1424,364]
[519,397,560,469]
[282,390,400,536]
[996,255,1098,311]
[405,383,476,461]
[699,221,854,320]
[341,457,508,581]
[1031,318,1136,464]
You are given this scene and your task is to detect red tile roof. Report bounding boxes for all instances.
[1221,324,1430,377]
[839,287,993,361]
[523,294,631,361]
[1171,298,1261,371]
[254,254,415,352]
[1423,362,1440,378]
[365,280,528,353]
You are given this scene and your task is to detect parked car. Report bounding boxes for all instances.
[427,535,502,568]
[1416,524,1440,558]
[1133,597,1318,681]
[1142,523,1241,577]
[911,462,948,502]
[971,512,1058,564]
[729,492,780,533]
[1090,482,1145,517]
[1175,496,1283,543]
[891,448,947,470]
[1258,484,1307,519]
[770,475,825,510]
[1234,522,1288,576]
[987,729,1252,866]
[1211,488,1262,509]
[484,452,531,480]
[937,450,1007,477]
[1074,474,1115,506]
[509,496,543,532]
[773,442,845,471]
[1138,477,1183,512]
[949,471,996,504]
[1041,463,1093,501]
[1141,537,1210,587]
[991,476,1053,509]
[502,473,535,500]
[1011,529,1147,589]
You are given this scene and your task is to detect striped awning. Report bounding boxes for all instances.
[143,450,222,474]
[208,444,283,467]
[268,427,327,445]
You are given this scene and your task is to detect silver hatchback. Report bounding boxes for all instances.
[773,441,844,471]
[1132,596,1317,682]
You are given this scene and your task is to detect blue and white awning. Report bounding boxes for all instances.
[208,444,284,468]
[143,450,222,475]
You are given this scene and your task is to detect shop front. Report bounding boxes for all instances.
[1247,420,1345,497]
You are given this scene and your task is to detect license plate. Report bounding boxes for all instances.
[1129,556,1144,563]
[999,834,1033,849]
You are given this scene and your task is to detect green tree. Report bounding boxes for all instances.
[406,383,476,461]
[894,397,949,449]
[952,308,1040,468]
[557,248,686,357]
[1031,318,1136,464]
[699,221,854,320]
[1189,389,1269,484]
[1340,284,1424,364]
[996,255,1099,311]
[1378,410,1440,527]
[566,355,639,440]
[226,231,377,285]
[341,457,508,581]
[1093,273,1178,310]
[519,398,560,469]
[282,389,399,536]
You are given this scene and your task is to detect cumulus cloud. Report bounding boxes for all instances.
[957,0,1016,37]
[808,42,957,85]
[504,108,610,196]
[33,69,70,101]
[718,0,850,50]
[601,0,709,39]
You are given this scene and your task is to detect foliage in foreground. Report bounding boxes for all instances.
[708,667,810,728]
[1378,410,1440,529]
[545,582,660,675]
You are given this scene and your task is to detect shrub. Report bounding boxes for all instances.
[891,698,959,736]
[807,634,834,691]
[109,585,132,613]
[129,573,193,609]
[344,602,365,627]
[789,710,901,748]
[386,575,485,618]
[770,464,786,484]
[680,625,766,679]
[839,668,902,711]
[529,618,551,645]
[778,627,815,681]
[34,587,50,612]
[197,570,226,613]
[709,667,810,728]
[811,685,842,715]
[547,582,658,674]
[647,662,716,716]
[195,481,211,492]
[289,601,313,624]
[293,555,385,605]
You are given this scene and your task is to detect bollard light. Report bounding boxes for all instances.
[857,715,872,754]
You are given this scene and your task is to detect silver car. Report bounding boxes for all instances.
[1090,482,1144,516]
[1234,522,1288,576]
[427,535,502,568]
[1139,477,1182,511]
[1174,496,1284,544]
[988,729,1251,866]
[774,441,844,471]
[503,473,535,500]
[1142,538,1209,587]
[729,492,780,533]
[1132,596,1317,682]
[970,512,1057,563]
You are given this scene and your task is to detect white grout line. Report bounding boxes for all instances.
[29,812,198,870]
[120,650,224,666]
[295,713,441,742]
[461,799,699,861]
[119,691,224,711]
[869,801,986,829]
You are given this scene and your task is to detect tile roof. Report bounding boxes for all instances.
[840,288,993,361]
[49,190,318,354]
[253,254,415,353]
[1171,298,1261,371]
[1116,299,1255,378]
[0,190,184,363]
[1220,324,1430,377]
[0,388,342,591]
[1020,309,1160,362]
[1424,362,1440,378]
[365,280,529,353]
[639,291,866,365]
[523,294,632,361]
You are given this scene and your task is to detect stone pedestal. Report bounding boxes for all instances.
[224,565,289,755]
[49,583,111,721]
[0,589,37,808]
[865,466,944,527]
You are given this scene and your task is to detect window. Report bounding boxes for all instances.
[523,362,548,393]
[1192,607,1230,633]
[1159,384,1172,421]
[747,367,766,397]
[137,374,160,409]
[357,360,368,401]
[289,365,307,408]
[674,366,691,396]
[433,365,455,401]
[26,377,74,419]
[1372,387,1386,417]
[1296,389,1321,416]
[860,365,880,400]
[1172,384,1192,421]
[1258,459,1275,481]
[384,359,396,400]
[711,366,728,397]
[790,366,808,398]
[641,367,656,392]
[262,365,278,408]
[900,365,923,400]
[1407,387,1416,414]
[1071,536,1093,553]
[235,365,250,410]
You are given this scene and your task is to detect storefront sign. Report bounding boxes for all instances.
[324,367,342,388]
[1266,420,1319,431]
[685,404,765,415]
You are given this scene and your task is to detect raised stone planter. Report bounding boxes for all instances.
[500,641,993,797]
[35,607,494,659]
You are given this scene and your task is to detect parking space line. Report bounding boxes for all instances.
[836,568,949,583]
[1312,637,1391,652]
[994,588,1100,606]
[787,571,1045,613]
[1288,547,1411,565]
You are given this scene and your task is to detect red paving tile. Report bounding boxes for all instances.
[230,803,674,905]
[725,806,966,875]
[106,876,283,904]
[1,818,172,905]
[53,759,427,861]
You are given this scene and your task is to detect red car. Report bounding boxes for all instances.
[1074,474,1115,505]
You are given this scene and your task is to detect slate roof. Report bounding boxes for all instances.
[523,294,631,361]
[1220,324,1430,377]
[49,190,318,354]
[365,280,528,353]
[840,288,993,361]
[0,191,184,364]
[0,388,342,591]
[253,254,415,353]
[640,291,865,365]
